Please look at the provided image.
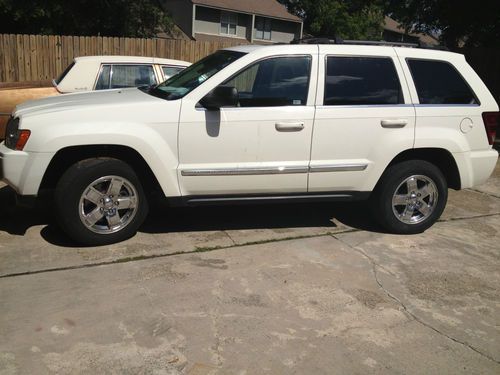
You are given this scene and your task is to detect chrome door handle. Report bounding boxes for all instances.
[275,122,305,132]
[381,119,408,128]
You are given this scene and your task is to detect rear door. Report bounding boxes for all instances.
[309,46,416,193]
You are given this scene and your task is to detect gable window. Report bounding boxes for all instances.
[220,11,238,35]
[255,17,272,40]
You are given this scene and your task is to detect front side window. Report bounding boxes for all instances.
[407,59,478,105]
[150,50,245,100]
[324,56,403,105]
[255,17,272,40]
[220,11,238,35]
[223,55,311,107]
[110,65,156,89]
[162,65,185,80]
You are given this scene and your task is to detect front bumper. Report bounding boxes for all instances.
[0,143,54,196]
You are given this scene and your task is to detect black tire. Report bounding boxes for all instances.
[371,160,447,234]
[55,158,149,246]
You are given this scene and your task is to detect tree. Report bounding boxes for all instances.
[389,0,500,48]
[279,0,389,40]
[0,0,175,37]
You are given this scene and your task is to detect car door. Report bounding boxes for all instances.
[309,46,416,193]
[177,51,318,196]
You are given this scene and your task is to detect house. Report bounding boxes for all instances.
[383,16,439,46]
[162,0,303,44]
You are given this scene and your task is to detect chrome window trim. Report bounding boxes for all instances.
[181,163,368,176]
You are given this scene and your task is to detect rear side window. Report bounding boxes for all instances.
[95,65,111,90]
[324,56,403,105]
[110,65,156,89]
[407,59,478,105]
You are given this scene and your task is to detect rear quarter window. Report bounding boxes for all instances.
[407,59,478,105]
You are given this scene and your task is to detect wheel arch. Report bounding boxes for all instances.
[385,148,461,190]
[39,144,164,196]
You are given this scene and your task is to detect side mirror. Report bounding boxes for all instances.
[200,86,238,110]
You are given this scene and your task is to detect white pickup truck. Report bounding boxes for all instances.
[1,42,498,245]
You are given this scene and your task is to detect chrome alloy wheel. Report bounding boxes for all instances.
[78,176,139,234]
[392,175,438,225]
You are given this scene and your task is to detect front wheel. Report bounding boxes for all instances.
[371,160,448,234]
[55,158,149,246]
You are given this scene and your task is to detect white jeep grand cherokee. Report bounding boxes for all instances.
[1,42,498,245]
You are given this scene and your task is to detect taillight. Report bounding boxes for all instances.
[482,112,499,145]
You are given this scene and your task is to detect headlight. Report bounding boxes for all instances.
[5,117,31,151]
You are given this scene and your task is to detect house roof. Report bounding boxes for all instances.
[384,16,439,45]
[191,0,302,22]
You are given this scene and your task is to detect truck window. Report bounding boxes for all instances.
[407,59,478,105]
[324,56,403,106]
[223,55,312,107]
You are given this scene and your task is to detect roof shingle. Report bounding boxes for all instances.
[191,0,302,22]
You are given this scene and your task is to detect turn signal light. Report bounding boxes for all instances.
[15,130,31,151]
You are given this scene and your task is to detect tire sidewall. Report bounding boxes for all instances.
[55,158,148,246]
[374,160,448,234]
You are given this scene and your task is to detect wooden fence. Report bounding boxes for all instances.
[0,33,498,102]
[0,33,247,83]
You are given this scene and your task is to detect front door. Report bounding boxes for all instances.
[178,53,318,197]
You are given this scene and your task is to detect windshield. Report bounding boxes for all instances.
[149,50,245,100]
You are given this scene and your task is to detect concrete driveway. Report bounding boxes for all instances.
[1,162,499,374]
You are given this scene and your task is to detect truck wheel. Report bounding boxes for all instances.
[371,160,447,234]
[55,158,149,246]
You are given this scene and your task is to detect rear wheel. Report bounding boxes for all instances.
[371,160,447,234]
[55,158,149,246]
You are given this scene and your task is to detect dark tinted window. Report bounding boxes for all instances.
[407,59,478,104]
[324,56,403,105]
[223,56,311,107]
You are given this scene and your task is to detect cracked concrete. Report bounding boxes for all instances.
[1,161,500,373]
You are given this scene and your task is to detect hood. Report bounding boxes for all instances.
[14,88,162,118]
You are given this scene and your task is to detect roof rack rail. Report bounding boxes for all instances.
[290,37,448,51]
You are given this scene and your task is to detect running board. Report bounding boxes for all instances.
[168,192,370,207]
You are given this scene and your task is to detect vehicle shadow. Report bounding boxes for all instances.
[0,185,386,247]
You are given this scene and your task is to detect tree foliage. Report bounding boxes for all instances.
[0,0,174,37]
[279,0,389,40]
[389,0,500,48]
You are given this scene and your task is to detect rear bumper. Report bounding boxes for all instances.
[0,143,54,195]
[454,149,499,189]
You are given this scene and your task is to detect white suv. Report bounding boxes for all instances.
[1,42,498,245]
